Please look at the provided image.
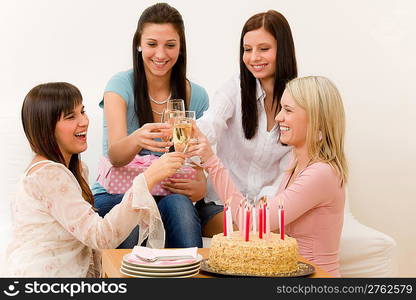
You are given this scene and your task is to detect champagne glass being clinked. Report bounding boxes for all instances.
[167,98,185,112]
[173,111,196,169]
[160,99,185,152]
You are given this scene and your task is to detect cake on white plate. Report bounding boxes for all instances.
[208,231,299,276]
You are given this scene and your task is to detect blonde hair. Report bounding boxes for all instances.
[285,76,348,185]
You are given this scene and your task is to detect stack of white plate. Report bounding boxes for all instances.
[120,253,203,278]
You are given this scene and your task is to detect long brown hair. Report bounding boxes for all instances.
[132,2,187,126]
[240,10,297,139]
[21,82,94,205]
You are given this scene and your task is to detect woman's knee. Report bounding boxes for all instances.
[158,194,199,226]
[158,194,194,212]
[94,193,124,217]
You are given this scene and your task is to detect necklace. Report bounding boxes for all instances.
[152,109,164,116]
[149,93,171,105]
[149,93,171,116]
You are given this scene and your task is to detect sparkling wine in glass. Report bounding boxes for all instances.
[173,117,193,153]
[162,99,185,143]
[173,111,196,169]
[161,110,184,152]
[160,110,172,143]
[167,99,185,112]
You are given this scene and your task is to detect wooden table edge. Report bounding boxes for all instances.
[101,248,332,278]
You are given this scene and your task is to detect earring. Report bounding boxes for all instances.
[319,131,323,141]
[137,46,142,52]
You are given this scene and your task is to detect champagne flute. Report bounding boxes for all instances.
[162,98,184,149]
[173,111,196,169]
[184,112,198,167]
[161,110,184,153]
[173,111,194,153]
[167,99,185,112]
[160,109,172,152]
[163,99,185,141]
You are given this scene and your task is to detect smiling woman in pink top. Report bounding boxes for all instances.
[188,76,348,277]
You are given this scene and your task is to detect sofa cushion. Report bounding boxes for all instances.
[339,211,398,277]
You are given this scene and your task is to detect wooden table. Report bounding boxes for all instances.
[101,248,332,278]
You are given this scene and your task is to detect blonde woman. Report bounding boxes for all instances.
[188,76,348,277]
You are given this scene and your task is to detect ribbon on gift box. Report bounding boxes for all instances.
[130,154,159,167]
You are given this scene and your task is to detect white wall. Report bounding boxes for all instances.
[0,0,415,276]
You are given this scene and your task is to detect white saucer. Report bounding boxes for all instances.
[121,261,200,273]
[122,253,203,268]
[120,266,200,278]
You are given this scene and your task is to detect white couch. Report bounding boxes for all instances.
[338,198,398,277]
[0,109,398,277]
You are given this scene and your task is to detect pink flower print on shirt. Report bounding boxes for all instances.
[44,264,55,272]
[60,184,68,194]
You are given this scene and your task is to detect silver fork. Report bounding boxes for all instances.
[135,254,195,262]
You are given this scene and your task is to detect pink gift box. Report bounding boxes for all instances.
[96,155,196,196]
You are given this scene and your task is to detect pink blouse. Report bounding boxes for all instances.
[3,161,163,277]
[203,155,345,277]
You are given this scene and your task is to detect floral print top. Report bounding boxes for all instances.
[3,160,163,277]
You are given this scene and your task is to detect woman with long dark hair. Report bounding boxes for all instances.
[4,82,183,277]
[91,3,209,248]
[196,10,297,236]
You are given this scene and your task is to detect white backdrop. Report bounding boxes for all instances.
[0,0,415,276]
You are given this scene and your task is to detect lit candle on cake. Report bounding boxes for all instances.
[265,202,270,239]
[278,198,285,240]
[239,199,244,237]
[263,198,267,236]
[223,204,227,236]
[226,200,233,237]
[245,204,251,242]
[259,204,263,239]
[242,202,247,239]
[252,202,257,234]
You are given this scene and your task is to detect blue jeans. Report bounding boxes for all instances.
[157,194,202,248]
[94,192,203,248]
[195,200,224,228]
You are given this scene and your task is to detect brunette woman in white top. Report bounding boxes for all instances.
[3,82,184,277]
[196,10,297,235]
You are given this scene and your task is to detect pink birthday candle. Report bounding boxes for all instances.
[239,199,244,237]
[242,202,247,239]
[263,202,266,235]
[252,203,257,234]
[259,205,263,239]
[226,201,233,237]
[265,203,270,239]
[245,204,251,242]
[223,204,227,236]
[278,198,285,240]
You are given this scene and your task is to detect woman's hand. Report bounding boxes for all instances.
[143,152,185,190]
[133,123,172,153]
[162,167,207,202]
[106,93,172,166]
[186,122,215,165]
